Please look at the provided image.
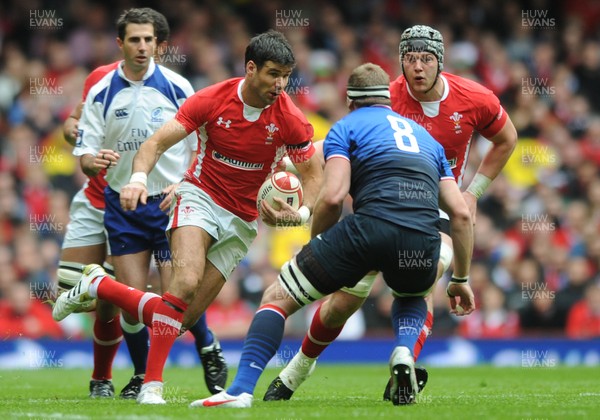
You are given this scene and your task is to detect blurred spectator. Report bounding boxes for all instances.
[573,40,600,113]
[566,283,600,338]
[556,256,593,312]
[580,117,600,166]
[0,281,64,339]
[204,280,254,340]
[459,284,520,338]
[519,292,565,335]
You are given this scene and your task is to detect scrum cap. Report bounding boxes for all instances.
[400,25,444,73]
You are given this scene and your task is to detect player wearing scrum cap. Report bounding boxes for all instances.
[266,24,517,402]
[192,62,474,408]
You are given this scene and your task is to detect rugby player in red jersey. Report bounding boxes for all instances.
[57,8,226,399]
[53,30,323,405]
[263,24,517,403]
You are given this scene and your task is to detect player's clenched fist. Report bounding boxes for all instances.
[120,172,148,211]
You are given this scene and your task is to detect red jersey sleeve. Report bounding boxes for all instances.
[474,90,508,139]
[175,93,215,134]
[280,95,315,163]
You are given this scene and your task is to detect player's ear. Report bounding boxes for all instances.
[246,60,257,77]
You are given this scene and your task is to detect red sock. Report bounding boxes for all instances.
[94,277,160,325]
[144,293,188,383]
[91,315,122,380]
[413,311,433,361]
[301,304,344,359]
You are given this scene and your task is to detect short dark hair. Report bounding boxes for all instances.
[347,63,391,108]
[245,30,295,69]
[116,8,155,41]
[140,8,170,44]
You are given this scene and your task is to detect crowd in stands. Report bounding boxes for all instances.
[0,0,599,340]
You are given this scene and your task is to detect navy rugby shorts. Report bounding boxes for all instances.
[296,213,440,296]
[104,186,171,261]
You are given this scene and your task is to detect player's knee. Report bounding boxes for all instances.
[319,303,349,328]
[260,282,282,304]
[322,293,365,326]
[172,272,201,303]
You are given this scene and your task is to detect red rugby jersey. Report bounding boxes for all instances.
[390,72,508,185]
[175,78,315,221]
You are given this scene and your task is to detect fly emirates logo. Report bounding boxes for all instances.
[116,128,149,152]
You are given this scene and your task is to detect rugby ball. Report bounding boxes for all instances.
[257,171,303,211]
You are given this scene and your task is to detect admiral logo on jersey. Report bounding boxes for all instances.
[265,123,279,144]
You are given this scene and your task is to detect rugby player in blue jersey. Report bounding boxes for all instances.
[193,63,475,408]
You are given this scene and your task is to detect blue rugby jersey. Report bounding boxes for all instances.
[324,105,454,235]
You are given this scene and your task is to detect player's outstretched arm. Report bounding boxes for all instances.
[310,156,350,237]
[120,119,189,211]
[439,178,475,315]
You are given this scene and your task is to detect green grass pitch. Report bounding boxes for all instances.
[0,365,597,419]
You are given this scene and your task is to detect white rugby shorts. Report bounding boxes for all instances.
[167,181,257,279]
[62,189,108,249]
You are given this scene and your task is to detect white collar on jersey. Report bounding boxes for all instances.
[405,74,449,118]
[117,57,156,83]
[237,79,271,122]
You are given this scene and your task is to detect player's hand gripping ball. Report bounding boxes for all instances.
[257,171,303,211]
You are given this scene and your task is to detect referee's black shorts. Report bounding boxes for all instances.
[296,213,440,297]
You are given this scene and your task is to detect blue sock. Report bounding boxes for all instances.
[227,306,286,396]
[188,313,214,350]
[120,316,149,376]
[391,297,427,354]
